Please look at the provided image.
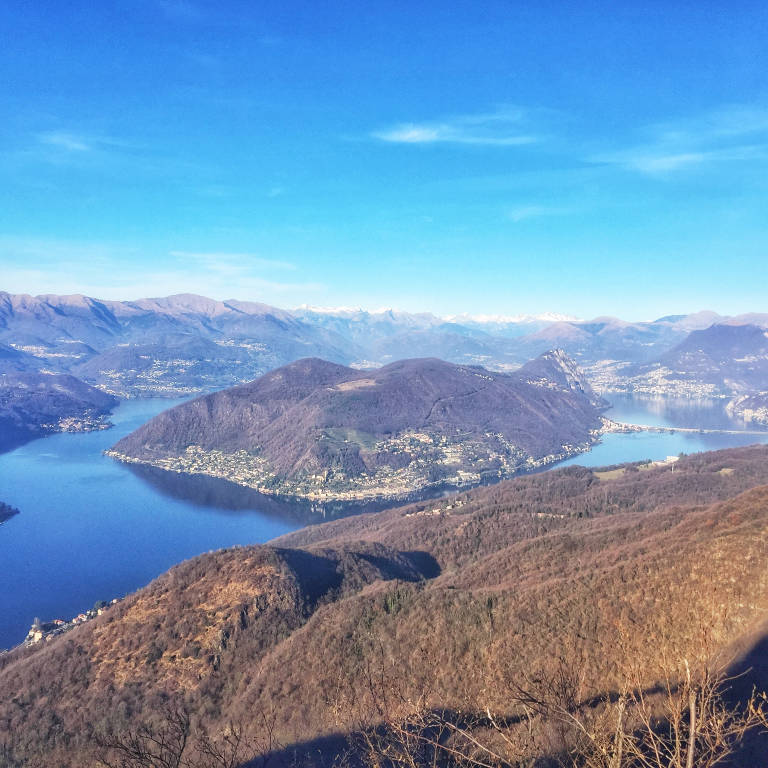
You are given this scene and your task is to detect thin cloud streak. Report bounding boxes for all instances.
[595,151,707,175]
[593,145,768,176]
[507,205,567,222]
[38,132,92,152]
[653,104,768,142]
[0,238,322,304]
[372,107,540,146]
[0,267,324,304]
[31,131,145,167]
[592,104,768,176]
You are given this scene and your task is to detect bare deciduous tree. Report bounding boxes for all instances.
[343,630,768,768]
[96,706,191,768]
[95,704,281,768]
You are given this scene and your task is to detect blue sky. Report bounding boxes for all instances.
[1,0,767,319]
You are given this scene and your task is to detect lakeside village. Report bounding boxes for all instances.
[23,597,122,647]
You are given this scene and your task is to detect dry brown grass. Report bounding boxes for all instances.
[90,561,281,688]
[593,467,626,480]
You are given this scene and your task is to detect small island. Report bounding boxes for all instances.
[0,501,19,526]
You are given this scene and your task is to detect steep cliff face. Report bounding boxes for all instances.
[514,348,605,407]
[109,352,605,500]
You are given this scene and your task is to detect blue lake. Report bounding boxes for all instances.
[0,399,302,650]
[561,394,768,468]
[1,394,767,649]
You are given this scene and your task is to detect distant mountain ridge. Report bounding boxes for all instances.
[2,291,767,398]
[109,351,605,501]
[0,292,357,396]
[618,324,768,397]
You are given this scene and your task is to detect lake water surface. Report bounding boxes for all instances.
[561,394,768,468]
[1,394,767,649]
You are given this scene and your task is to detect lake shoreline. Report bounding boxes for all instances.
[2,394,768,650]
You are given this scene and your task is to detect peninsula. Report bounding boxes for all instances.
[108,351,605,501]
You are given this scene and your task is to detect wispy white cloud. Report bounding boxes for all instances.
[507,205,566,222]
[33,131,139,163]
[0,235,136,265]
[38,132,92,152]
[372,107,539,146]
[170,250,296,272]
[595,150,707,175]
[593,104,768,176]
[632,152,708,174]
[594,145,767,176]
[655,104,768,142]
[15,129,219,181]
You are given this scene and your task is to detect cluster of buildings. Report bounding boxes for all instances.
[24,598,121,646]
[40,414,112,434]
[111,428,593,503]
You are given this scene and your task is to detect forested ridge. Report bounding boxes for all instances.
[3,445,768,766]
[109,352,605,501]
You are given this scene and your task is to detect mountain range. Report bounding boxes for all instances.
[620,323,768,397]
[2,291,768,459]
[108,351,605,501]
[3,291,768,398]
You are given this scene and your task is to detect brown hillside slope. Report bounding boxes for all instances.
[0,542,432,765]
[245,482,768,746]
[275,444,768,571]
[2,446,768,766]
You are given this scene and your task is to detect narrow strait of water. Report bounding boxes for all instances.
[1,394,767,649]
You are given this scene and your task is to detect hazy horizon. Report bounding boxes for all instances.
[2,287,765,326]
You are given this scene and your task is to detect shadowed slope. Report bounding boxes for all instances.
[0,371,118,453]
